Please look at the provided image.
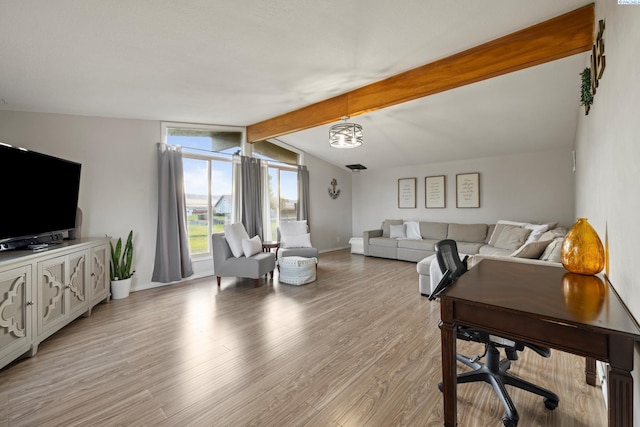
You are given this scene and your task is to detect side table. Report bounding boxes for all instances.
[262,241,280,259]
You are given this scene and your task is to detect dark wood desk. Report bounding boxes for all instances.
[439,259,640,426]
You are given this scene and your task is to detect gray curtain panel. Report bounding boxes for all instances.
[297,165,310,224]
[152,144,194,283]
[241,156,263,238]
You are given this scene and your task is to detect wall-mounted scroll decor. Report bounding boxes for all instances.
[582,19,606,115]
[456,173,480,208]
[425,175,446,208]
[398,178,416,209]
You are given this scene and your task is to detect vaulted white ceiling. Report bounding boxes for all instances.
[0,0,592,170]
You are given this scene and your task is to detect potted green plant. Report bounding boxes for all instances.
[110,230,134,299]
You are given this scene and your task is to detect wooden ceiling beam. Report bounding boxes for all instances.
[247,4,594,143]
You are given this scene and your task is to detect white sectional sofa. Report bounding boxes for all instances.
[361,218,567,296]
[363,220,496,262]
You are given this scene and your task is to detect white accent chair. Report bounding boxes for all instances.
[277,220,319,262]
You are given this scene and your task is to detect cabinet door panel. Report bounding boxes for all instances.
[67,251,88,317]
[37,257,67,335]
[0,265,32,361]
[91,244,109,304]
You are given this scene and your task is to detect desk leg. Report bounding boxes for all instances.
[585,357,597,386]
[440,299,457,427]
[608,336,634,426]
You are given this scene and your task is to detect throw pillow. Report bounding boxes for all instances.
[493,225,532,250]
[282,233,312,248]
[511,239,553,259]
[488,222,523,246]
[523,223,549,244]
[404,221,422,240]
[489,220,549,246]
[537,230,556,242]
[389,224,406,239]
[224,222,250,258]
[242,235,262,258]
[382,219,403,238]
[539,237,564,262]
[280,220,307,236]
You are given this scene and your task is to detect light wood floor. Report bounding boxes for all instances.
[0,249,607,426]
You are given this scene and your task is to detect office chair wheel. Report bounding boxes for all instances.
[543,397,559,410]
[502,415,517,427]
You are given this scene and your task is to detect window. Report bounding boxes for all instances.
[268,167,298,237]
[163,123,242,257]
[255,140,300,237]
[161,125,302,257]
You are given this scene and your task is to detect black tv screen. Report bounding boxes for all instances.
[0,142,81,247]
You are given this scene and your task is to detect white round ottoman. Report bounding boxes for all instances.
[278,256,317,285]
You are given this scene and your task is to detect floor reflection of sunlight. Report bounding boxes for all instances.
[266,296,303,327]
[180,291,218,358]
[177,287,311,372]
[259,295,305,358]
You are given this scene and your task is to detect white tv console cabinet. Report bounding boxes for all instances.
[0,237,110,370]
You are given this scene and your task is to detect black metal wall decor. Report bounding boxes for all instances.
[582,19,606,115]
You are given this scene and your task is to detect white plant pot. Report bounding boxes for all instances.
[111,277,132,299]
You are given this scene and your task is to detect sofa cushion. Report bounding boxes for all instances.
[369,237,398,248]
[488,221,529,246]
[456,242,485,255]
[511,239,552,259]
[485,224,496,243]
[389,224,406,239]
[488,223,511,246]
[404,221,422,240]
[447,223,488,243]
[493,225,532,250]
[398,239,438,252]
[416,254,437,275]
[478,245,513,256]
[382,219,403,238]
[419,221,448,240]
[224,222,251,258]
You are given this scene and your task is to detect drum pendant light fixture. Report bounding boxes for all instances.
[329,116,363,148]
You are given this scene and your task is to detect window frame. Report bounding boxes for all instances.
[160,125,304,260]
[162,122,245,260]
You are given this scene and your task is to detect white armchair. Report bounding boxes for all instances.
[277,220,318,262]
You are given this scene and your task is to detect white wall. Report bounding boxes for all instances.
[575,2,640,422]
[0,110,351,291]
[304,154,353,251]
[0,111,159,291]
[352,148,575,235]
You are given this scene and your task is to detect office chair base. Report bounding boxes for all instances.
[439,346,559,426]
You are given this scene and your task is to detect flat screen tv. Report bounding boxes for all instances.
[0,142,81,251]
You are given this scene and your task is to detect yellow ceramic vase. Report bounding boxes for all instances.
[561,218,605,275]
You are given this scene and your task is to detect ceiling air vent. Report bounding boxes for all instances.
[346,164,367,171]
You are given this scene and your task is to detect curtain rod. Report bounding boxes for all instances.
[156,142,182,153]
